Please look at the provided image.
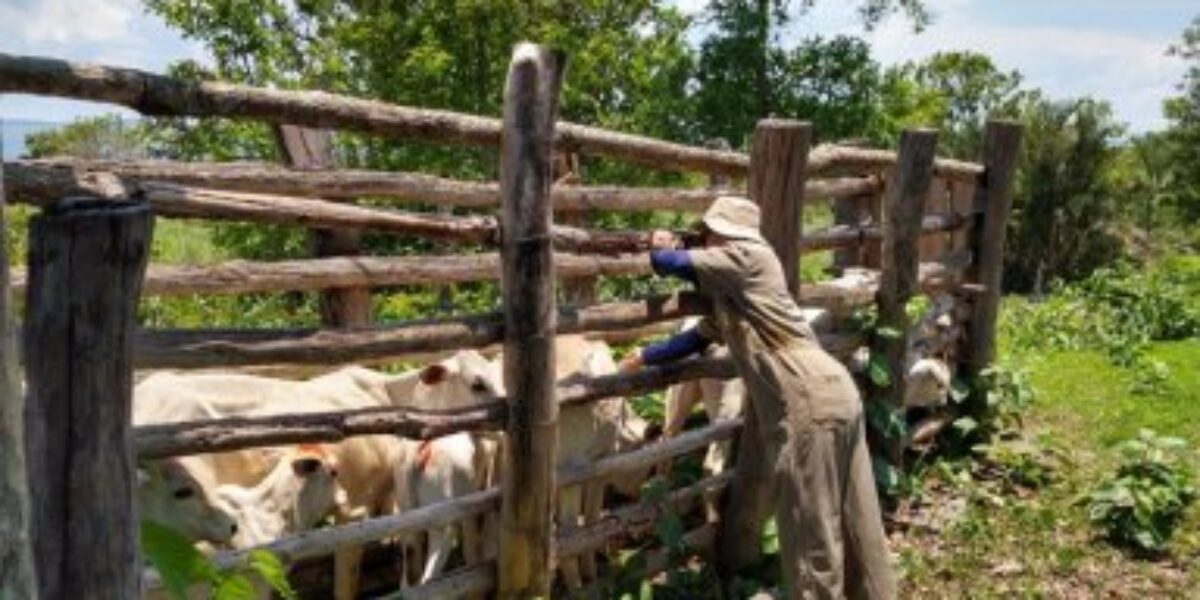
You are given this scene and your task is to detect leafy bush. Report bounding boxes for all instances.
[1001,260,1200,358]
[142,520,297,599]
[1085,430,1196,554]
[950,365,1035,447]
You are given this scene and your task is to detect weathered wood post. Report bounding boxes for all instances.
[275,124,372,327]
[964,120,1023,373]
[718,119,811,574]
[870,129,937,468]
[496,43,564,599]
[0,162,37,599]
[24,198,152,600]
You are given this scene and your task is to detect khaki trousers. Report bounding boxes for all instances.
[772,413,897,599]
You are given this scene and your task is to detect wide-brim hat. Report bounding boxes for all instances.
[702,195,766,243]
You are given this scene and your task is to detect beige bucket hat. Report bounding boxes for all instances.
[701,195,766,243]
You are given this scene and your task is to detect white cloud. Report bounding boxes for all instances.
[782,0,1187,132]
[0,0,137,43]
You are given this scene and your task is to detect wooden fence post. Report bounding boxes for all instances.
[964,120,1023,373]
[497,43,563,599]
[0,162,37,599]
[718,119,811,575]
[24,198,152,600]
[275,124,372,327]
[871,129,937,468]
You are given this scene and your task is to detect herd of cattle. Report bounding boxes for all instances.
[136,313,956,598]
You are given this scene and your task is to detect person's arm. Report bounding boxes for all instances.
[641,327,712,366]
[619,327,713,372]
[649,249,697,283]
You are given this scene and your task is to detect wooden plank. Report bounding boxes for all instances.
[133,292,709,369]
[808,143,982,183]
[497,43,562,599]
[918,177,948,260]
[23,198,152,600]
[275,124,372,328]
[0,52,748,176]
[949,179,976,253]
[964,120,1023,372]
[0,160,36,599]
[8,159,881,211]
[872,129,938,467]
[720,119,811,574]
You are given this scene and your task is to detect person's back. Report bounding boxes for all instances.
[623,196,897,599]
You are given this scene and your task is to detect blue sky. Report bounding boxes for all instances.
[0,0,1195,133]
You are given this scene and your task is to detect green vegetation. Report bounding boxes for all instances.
[141,521,296,600]
[1086,430,1195,554]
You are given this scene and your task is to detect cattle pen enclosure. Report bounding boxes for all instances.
[0,43,1020,600]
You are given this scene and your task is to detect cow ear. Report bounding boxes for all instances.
[419,363,449,386]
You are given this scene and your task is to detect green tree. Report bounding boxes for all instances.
[1162,15,1200,224]
[898,51,1022,156]
[692,0,928,147]
[144,0,698,182]
[1006,94,1126,293]
[24,114,150,160]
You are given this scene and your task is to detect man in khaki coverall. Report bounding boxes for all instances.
[621,196,896,599]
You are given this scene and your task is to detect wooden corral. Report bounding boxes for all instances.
[0,43,1020,599]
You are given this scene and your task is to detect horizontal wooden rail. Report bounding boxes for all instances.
[15,253,650,297]
[0,53,747,176]
[800,211,970,251]
[133,355,737,458]
[9,231,966,297]
[391,562,496,600]
[809,143,983,183]
[558,418,743,489]
[134,293,708,369]
[0,54,982,179]
[6,160,881,212]
[210,487,501,569]
[397,473,733,600]
[557,471,734,558]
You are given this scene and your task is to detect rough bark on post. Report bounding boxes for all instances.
[964,120,1023,372]
[719,119,811,575]
[0,162,37,599]
[275,124,371,327]
[496,43,563,599]
[918,177,948,260]
[871,129,937,468]
[23,198,152,600]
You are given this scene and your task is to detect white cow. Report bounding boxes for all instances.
[133,351,503,600]
[393,432,495,591]
[491,336,654,589]
[215,443,344,549]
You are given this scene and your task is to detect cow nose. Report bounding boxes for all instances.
[230,522,239,535]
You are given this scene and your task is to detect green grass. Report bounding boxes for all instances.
[897,339,1200,598]
[1026,341,1200,448]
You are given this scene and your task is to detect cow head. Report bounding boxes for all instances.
[386,350,504,410]
[216,444,344,549]
[136,458,240,544]
[903,358,952,409]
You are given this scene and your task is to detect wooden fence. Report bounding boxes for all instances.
[0,44,1020,599]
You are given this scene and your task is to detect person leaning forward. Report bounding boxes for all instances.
[619,195,897,599]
